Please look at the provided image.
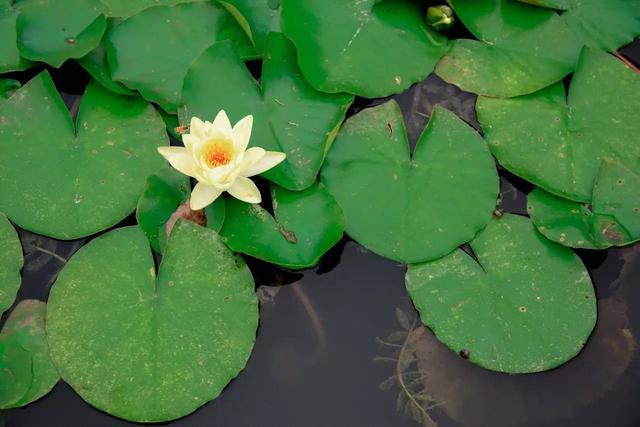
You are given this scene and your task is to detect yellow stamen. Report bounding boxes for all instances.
[203,140,233,168]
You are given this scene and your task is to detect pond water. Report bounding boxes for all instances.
[2,42,640,427]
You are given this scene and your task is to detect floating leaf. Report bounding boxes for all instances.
[517,0,640,51]
[0,0,32,72]
[15,0,107,68]
[180,33,352,191]
[477,48,639,207]
[0,341,31,408]
[0,72,168,239]
[406,214,596,373]
[46,221,258,422]
[0,300,59,408]
[99,0,202,19]
[0,79,20,98]
[76,35,136,96]
[220,182,345,269]
[219,0,281,56]
[321,100,498,263]
[436,0,581,97]
[106,2,254,113]
[0,213,21,317]
[527,160,640,249]
[280,0,449,97]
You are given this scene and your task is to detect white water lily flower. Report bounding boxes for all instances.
[158,110,286,210]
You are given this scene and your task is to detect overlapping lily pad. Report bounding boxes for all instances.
[46,221,258,422]
[0,300,59,408]
[436,0,581,97]
[0,0,32,72]
[0,340,31,408]
[0,79,20,98]
[220,0,281,56]
[0,72,168,239]
[76,36,136,96]
[220,183,345,269]
[0,212,22,316]
[321,100,499,264]
[99,0,202,19]
[477,48,640,245]
[106,2,254,112]
[406,214,596,373]
[281,0,449,98]
[180,33,353,191]
[15,0,107,68]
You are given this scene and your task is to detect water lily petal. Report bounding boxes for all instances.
[189,117,206,139]
[232,115,253,152]
[211,110,232,136]
[157,146,196,178]
[190,182,222,210]
[227,176,262,204]
[182,133,200,150]
[242,151,286,177]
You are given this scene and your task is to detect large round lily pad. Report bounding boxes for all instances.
[477,48,639,204]
[106,2,254,113]
[0,300,59,408]
[220,183,345,269]
[46,221,258,422]
[180,33,353,191]
[406,214,596,373]
[0,72,168,239]
[15,0,107,68]
[0,212,22,316]
[435,0,581,97]
[280,0,449,98]
[321,100,498,264]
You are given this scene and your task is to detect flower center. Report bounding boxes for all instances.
[202,140,233,168]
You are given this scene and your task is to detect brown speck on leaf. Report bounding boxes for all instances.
[65,38,76,45]
[493,208,503,217]
[166,200,206,237]
[386,122,393,137]
[278,223,297,243]
[459,349,470,359]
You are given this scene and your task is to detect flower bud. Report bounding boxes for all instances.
[426,5,454,31]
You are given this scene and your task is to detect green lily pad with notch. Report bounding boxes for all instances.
[435,0,582,98]
[0,340,31,408]
[0,0,32,73]
[477,47,640,204]
[136,166,225,253]
[106,2,255,113]
[219,0,280,56]
[220,182,345,269]
[180,33,353,191]
[527,160,640,249]
[517,0,640,51]
[15,0,107,68]
[46,221,258,422]
[321,100,499,264]
[0,212,22,317]
[280,0,449,98]
[406,213,596,373]
[0,300,59,408]
[0,71,168,239]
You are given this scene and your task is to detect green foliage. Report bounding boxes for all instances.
[0,212,22,316]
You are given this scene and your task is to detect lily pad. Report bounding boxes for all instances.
[46,221,258,422]
[0,71,168,239]
[527,160,640,249]
[180,33,353,191]
[76,34,136,96]
[0,340,31,408]
[0,0,32,72]
[321,100,499,264]
[477,48,640,203]
[435,0,581,97]
[15,0,107,68]
[220,182,345,269]
[517,0,640,51]
[0,300,59,408]
[219,0,281,56]
[0,79,20,98]
[0,212,22,317]
[106,2,254,113]
[99,0,202,19]
[406,214,596,373]
[280,0,449,98]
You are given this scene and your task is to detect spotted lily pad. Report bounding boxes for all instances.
[406,214,596,373]
[280,0,449,98]
[527,160,640,249]
[435,0,581,97]
[180,33,353,191]
[477,48,639,206]
[46,221,258,422]
[0,0,32,72]
[219,0,281,56]
[106,2,254,113]
[0,212,22,316]
[321,100,499,264]
[15,0,107,68]
[220,183,345,269]
[0,71,168,239]
[0,300,59,408]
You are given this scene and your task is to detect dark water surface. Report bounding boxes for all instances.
[3,42,640,427]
